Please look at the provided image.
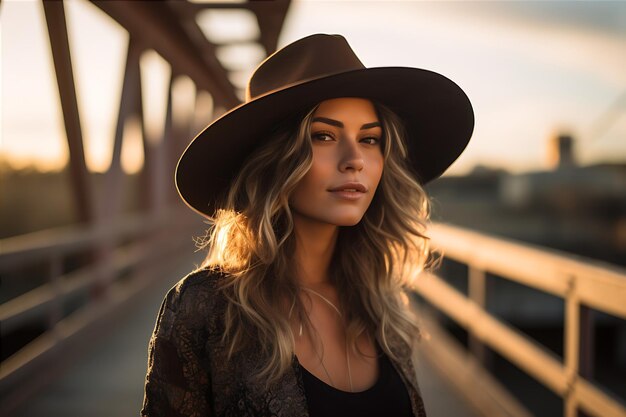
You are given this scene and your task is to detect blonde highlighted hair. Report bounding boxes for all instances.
[196,101,435,385]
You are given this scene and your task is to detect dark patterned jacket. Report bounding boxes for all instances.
[141,268,427,417]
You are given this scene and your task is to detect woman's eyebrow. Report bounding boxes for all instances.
[312,117,381,130]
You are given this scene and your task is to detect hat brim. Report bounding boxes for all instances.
[176,66,474,217]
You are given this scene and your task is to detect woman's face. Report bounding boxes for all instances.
[290,97,384,227]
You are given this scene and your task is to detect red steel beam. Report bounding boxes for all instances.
[92,0,240,110]
[42,1,94,224]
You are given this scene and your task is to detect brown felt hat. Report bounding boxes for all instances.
[176,33,474,217]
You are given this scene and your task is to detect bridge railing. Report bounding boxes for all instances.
[415,222,626,417]
[0,207,200,415]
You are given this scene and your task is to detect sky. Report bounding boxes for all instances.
[1,0,625,175]
[280,0,626,174]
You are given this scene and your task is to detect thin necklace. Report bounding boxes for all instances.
[299,286,354,392]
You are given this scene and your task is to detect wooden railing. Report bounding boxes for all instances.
[0,207,201,415]
[415,222,626,417]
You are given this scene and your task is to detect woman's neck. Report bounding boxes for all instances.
[292,214,338,287]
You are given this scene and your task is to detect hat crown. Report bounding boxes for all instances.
[246,34,365,102]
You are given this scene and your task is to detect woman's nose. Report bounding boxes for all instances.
[339,140,364,172]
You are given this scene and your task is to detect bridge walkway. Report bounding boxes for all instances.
[12,253,479,417]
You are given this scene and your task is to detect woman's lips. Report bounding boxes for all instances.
[328,189,365,200]
[328,182,367,192]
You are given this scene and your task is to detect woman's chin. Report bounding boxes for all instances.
[331,214,366,227]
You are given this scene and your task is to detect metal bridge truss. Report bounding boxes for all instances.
[0,0,290,414]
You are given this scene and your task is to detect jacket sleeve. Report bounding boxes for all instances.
[141,280,213,417]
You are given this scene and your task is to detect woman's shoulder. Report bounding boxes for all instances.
[166,265,225,297]
[156,266,228,334]
[169,266,225,295]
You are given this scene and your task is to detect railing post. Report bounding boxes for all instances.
[579,305,595,379]
[578,305,595,417]
[92,228,114,300]
[468,266,489,367]
[564,274,580,417]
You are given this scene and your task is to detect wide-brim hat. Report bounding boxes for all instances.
[176,33,474,217]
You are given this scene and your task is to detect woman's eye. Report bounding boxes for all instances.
[361,137,380,145]
[312,132,334,142]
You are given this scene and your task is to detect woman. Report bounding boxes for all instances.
[141,34,473,417]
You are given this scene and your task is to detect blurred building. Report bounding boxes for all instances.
[428,133,626,267]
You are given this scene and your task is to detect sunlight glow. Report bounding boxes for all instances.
[1,0,68,171]
[196,9,260,44]
[215,42,265,99]
[121,115,144,174]
[139,50,171,145]
[172,76,197,135]
[192,90,215,137]
[215,43,266,71]
[189,0,245,4]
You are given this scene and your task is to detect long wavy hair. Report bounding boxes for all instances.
[196,100,435,385]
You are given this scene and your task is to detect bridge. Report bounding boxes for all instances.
[2,2,625,417]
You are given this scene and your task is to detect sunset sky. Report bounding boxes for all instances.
[2,0,625,175]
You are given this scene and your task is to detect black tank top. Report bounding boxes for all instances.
[299,350,414,417]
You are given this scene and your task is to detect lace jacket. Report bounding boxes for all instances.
[140,268,427,417]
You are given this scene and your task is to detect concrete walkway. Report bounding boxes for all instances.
[417,352,480,417]
[13,254,478,417]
